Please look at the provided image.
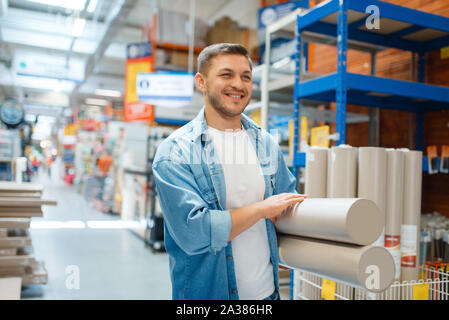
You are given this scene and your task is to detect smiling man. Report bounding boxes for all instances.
[152,43,305,300]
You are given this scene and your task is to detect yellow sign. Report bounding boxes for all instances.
[413,283,429,300]
[441,46,449,60]
[321,278,336,300]
[288,119,294,160]
[126,61,152,103]
[300,116,308,142]
[311,125,330,148]
[251,109,261,126]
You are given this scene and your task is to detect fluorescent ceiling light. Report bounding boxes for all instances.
[27,0,97,13]
[87,0,98,13]
[95,89,122,97]
[85,98,109,106]
[72,18,86,37]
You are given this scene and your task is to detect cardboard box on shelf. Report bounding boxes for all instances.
[206,17,259,57]
[169,51,199,69]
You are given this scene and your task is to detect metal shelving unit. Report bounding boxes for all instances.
[279,0,449,300]
[289,0,449,177]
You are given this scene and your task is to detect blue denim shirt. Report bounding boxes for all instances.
[152,107,297,300]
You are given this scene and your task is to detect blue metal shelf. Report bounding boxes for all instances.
[292,0,449,175]
[296,72,449,112]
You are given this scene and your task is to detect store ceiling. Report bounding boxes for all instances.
[0,0,260,116]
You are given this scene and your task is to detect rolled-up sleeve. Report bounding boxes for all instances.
[153,159,231,255]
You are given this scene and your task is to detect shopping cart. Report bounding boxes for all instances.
[293,265,449,300]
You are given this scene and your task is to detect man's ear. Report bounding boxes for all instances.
[195,72,206,93]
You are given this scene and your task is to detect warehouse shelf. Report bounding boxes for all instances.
[289,0,449,179]
[263,0,449,300]
[245,101,370,123]
[296,72,449,112]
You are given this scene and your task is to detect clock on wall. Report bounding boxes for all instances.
[0,99,25,128]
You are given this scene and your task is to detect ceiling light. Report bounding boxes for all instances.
[72,18,86,38]
[95,89,122,97]
[85,98,109,106]
[27,0,87,11]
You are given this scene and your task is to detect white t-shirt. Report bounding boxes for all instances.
[207,125,274,300]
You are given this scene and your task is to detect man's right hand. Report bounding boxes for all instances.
[253,193,307,222]
[228,193,306,241]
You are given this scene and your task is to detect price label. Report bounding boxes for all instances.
[441,46,449,60]
[413,283,429,300]
[321,278,336,300]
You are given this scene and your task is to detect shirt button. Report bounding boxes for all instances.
[232,289,237,294]
[228,256,232,260]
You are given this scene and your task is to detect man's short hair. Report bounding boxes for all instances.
[197,43,253,75]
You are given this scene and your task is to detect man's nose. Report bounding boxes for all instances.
[229,76,245,91]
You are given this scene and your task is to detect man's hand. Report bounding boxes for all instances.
[253,193,307,223]
[228,193,306,241]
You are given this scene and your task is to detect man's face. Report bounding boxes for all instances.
[196,54,252,118]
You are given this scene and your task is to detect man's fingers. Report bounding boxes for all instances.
[286,197,305,206]
[281,193,307,201]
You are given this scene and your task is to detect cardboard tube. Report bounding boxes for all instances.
[401,150,422,282]
[303,147,328,299]
[327,145,357,198]
[305,147,328,198]
[357,147,387,247]
[278,235,395,293]
[385,149,405,280]
[275,198,383,246]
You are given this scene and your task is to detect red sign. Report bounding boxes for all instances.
[124,43,155,122]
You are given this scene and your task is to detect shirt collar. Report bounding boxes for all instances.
[191,106,261,141]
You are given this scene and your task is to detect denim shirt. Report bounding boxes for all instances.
[152,107,297,300]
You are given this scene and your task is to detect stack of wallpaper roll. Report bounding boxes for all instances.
[0,181,56,290]
[275,197,395,293]
[276,145,423,293]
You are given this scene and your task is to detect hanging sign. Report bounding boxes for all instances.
[124,42,154,122]
[137,72,194,108]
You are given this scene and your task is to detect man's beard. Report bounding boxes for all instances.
[205,87,247,118]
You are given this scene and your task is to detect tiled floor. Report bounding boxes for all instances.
[21,170,172,300]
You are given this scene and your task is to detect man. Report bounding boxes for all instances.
[153,43,305,300]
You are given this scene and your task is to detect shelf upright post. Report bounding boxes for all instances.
[261,28,271,131]
[292,15,302,178]
[290,12,303,301]
[336,0,348,146]
[415,50,425,151]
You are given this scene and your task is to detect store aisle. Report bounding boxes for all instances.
[22,170,172,300]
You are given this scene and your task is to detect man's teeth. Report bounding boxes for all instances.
[227,94,243,98]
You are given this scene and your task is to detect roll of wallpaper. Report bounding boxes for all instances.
[357,147,387,247]
[305,147,328,198]
[327,145,358,198]
[401,150,422,282]
[384,149,405,280]
[304,147,328,299]
[278,235,395,293]
[275,198,383,246]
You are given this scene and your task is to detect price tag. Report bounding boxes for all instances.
[441,46,449,60]
[311,125,330,148]
[413,283,429,300]
[321,278,336,300]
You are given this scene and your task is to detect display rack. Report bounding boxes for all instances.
[295,265,449,300]
[289,0,449,176]
[261,0,449,300]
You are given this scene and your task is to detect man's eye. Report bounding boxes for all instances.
[220,74,231,77]
[243,75,252,80]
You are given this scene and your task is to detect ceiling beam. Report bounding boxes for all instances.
[71,0,138,105]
